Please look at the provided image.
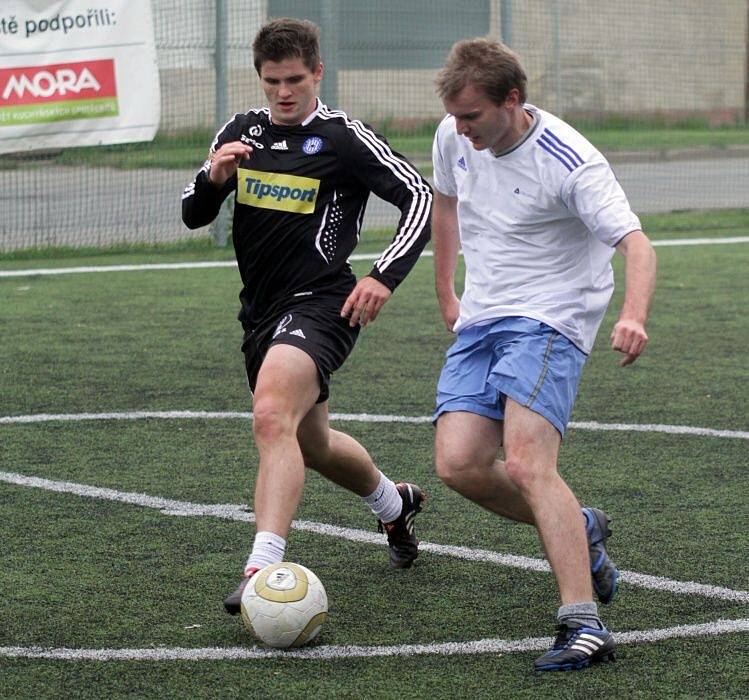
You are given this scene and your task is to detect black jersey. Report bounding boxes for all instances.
[182,100,432,330]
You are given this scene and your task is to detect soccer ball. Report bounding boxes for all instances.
[240,562,328,648]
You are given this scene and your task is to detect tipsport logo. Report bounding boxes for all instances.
[237,169,320,214]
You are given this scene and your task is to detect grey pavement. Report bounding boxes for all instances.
[1,157,748,252]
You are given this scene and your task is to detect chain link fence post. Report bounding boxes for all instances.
[213,0,230,247]
[320,0,339,108]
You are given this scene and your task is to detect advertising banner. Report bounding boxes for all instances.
[0,1,160,153]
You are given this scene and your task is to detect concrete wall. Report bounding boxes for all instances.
[509,0,747,122]
[152,0,748,129]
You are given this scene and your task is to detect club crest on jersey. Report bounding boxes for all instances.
[302,136,323,155]
[236,168,320,214]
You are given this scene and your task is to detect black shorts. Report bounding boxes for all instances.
[241,300,360,403]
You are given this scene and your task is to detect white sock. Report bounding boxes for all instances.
[362,472,402,523]
[245,530,286,576]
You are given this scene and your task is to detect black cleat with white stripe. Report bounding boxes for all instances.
[534,624,616,672]
[378,482,425,569]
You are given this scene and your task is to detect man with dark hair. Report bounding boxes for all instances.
[182,17,432,615]
[432,38,656,671]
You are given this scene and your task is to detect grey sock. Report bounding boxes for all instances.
[557,601,604,630]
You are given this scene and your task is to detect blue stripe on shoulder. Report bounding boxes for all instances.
[537,136,574,172]
[542,128,585,166]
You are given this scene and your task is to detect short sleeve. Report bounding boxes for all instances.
[563,158,641,247]
[432,119,457,197]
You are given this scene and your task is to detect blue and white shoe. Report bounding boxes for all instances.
[583,507,620,604]
[534,624,616,671]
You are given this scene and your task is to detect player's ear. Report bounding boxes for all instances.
[315,62,324,84]
[505,88,521,108]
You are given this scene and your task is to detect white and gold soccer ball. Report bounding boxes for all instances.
[240,562,328,648]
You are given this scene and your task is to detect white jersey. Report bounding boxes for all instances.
[432,104,641,354]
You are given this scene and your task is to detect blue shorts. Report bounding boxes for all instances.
[434,317,587,436]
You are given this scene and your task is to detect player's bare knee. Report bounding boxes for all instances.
[252,401,295,445]
[503,456,542,494]
[435,452,474,491]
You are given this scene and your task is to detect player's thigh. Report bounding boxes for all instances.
[254,344,321,422]
[502,398,561,474]
[434,410,504,474]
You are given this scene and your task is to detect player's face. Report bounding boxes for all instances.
[259,57,323,126]
[443,83,522,152]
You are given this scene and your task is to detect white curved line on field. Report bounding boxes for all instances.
[1,470,747,603]
[1,618,747,661]
[1,410,747,439]
[1,236,748,278]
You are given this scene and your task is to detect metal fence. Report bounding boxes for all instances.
[1,0,748,252]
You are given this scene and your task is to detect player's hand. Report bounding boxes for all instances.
[438,293,460,332]
[611,318,648,366]
[208,142,252,187]
[341,277,392,327]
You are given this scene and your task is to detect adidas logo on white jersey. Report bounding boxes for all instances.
[289,328,306,338]
[271,140,288,151]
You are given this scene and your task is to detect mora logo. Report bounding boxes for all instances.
[0,59,118,126]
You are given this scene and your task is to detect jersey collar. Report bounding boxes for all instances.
[301,98,322,126]
[491,106,540,158]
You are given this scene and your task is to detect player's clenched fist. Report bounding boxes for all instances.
[610,318,649,366]
[208,142,253,187]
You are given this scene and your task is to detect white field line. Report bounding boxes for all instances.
[2,470,748,604]
[650,236,749,247]
[1,410,747,440]
[2,236,748,278]
[1,618,748,662]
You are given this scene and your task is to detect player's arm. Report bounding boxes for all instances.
[340,125,432,327]
[181,117,250,229]
[432,190,461,332]
[612,230,656,366]
[563,156,657,365]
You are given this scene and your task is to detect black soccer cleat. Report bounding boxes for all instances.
[223,567,259,615]
[534,623,616,672]
[583,507,620,605]
[377,482,425,569]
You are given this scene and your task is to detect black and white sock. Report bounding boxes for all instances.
[362,472,402,523]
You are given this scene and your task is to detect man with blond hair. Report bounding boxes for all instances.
[431,38,656,671]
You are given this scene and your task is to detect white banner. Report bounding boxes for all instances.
[0,0,160,153]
